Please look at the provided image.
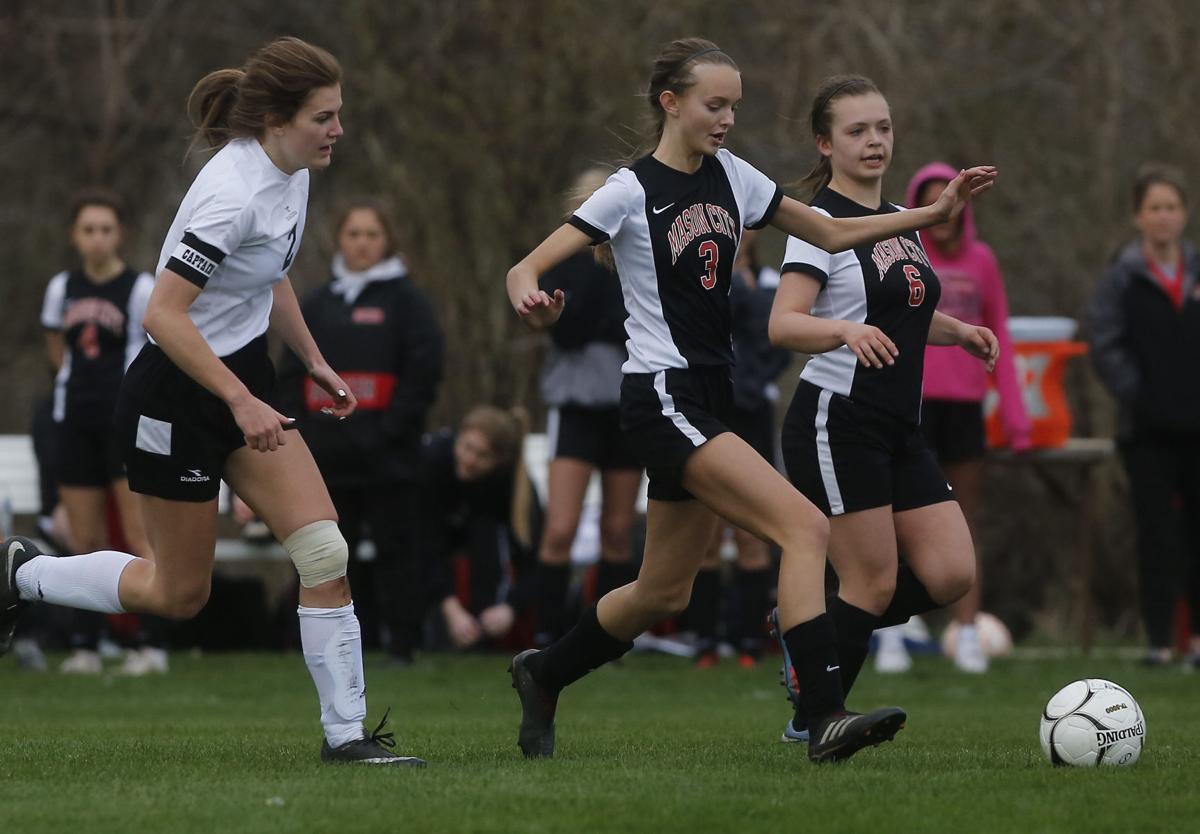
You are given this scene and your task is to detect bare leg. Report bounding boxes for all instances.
[942,458,984,625]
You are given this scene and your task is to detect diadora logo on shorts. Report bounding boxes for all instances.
[179,469,211,483]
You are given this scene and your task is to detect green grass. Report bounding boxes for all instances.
[1,650,1196,833]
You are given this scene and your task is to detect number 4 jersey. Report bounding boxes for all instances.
[569,149,782,374]
[157,137,309,357]
[782,187,941,424]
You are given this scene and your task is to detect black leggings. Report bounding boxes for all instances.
[1118,435,1200,648]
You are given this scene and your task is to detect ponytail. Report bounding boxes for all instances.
[187,68,245,155]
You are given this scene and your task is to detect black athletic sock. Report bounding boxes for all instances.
[878,563,940,628]
[595,559,637,600]
[783,613,845,723]
[687,568,721,653]
[525,604,633,693]
[534,562,571,642]
[734,567,771,657]
[827,596,880,697]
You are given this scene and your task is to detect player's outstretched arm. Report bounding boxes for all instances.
[506,224,592,330]
[929,310,999,371]
[771,166,997,253]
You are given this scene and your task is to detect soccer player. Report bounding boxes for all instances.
[534,168,641,646]
[2,37,423,767]
[40,188,167,675]
[505,40,995,764]
[768,75,998,743]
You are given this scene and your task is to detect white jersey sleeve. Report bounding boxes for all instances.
[124,272,155,370]
[781,211,834,287]
[41,271,69,330]
[568,171,635,243]
[165,190,251,288]
[716,150,784,230]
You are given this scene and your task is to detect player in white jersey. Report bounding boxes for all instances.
[767,76,1000,743]
[2,37,423,767]
[505,38,996,764]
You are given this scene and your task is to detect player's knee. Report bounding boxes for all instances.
[931,558,975,606]
[776,501,829,557]
[541,521,577,558]
[862,573,898,614]
[161,583,211,620]
[283,520,348,589]
[599,515,632,556]
[635,580,692,619]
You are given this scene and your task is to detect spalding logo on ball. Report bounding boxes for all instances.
[1039,678,1145,767]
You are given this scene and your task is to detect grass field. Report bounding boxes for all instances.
[1,649,1196,834]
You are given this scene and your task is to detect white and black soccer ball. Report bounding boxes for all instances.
[1039,678,1146,767]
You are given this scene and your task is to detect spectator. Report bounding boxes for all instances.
[534,168,641,646]
[277,198,443,664]
[1087,162,1200,668]
[691,230,790,668]
[424,406,540,651]
[39,188,167,675]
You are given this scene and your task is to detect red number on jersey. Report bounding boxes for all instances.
[903,264,925,307]
[699,240,719,290]
[79,323,100,359]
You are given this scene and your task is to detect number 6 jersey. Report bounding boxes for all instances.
[782,187,940,424]
[156,137,309,357]
[568,149,782,374]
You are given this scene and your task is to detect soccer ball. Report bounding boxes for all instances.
[1039,678,1145,767]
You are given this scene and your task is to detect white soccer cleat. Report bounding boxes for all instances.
[119,646,170,676]
[874,625,912,674]
[953,623,988,674]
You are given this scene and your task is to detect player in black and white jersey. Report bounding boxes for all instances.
[505,39,995,764]
[767,76,1001,743]
[40,188,164,675]
[2,38,422,767]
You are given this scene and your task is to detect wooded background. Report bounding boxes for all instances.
[3,0,1197,639]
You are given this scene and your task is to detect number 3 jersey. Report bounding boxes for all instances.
[782,187,941,424]
[157,137,309,357]
[569,149,782,374]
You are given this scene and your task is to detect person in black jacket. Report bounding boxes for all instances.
[278,198,444,664]
[1087,163,1200,668]
[1089,164,1200,672]
[689,230,791,668]
[422,407,540,650]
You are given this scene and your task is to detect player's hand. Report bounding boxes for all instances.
[229,392,293,452]
[931,166,997,223]
[958,323,999,371]
[479,603,515,638]
[513,288,565,330]
[840,321,899,368]
[309,364,357,419]
[442,597,482,649]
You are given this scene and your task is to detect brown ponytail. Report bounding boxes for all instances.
[797,74,880,200]
[186,37,341,156]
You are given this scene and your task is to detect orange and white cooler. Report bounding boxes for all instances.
[984,317,1087,449]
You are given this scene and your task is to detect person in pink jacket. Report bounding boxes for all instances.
[877,162,1030,674]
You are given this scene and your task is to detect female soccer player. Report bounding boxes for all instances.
[40,188,167,675]
[2,37,423,766]
[505,41,995,764]
[534,168,641,646]
[768,75,999,743]
[1088,163,1200,668]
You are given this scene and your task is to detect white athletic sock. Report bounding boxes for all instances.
[15,551,135,613]
[299,602,367,748]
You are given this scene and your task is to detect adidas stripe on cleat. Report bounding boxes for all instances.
[807,707,906,764]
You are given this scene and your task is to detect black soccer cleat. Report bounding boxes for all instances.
[807,707,907,764]
[509,648,558,758]
[1,536,39,656]
[320,709,426,767]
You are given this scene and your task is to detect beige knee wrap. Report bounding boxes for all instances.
[283,520,348,588]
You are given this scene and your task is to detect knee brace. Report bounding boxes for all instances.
[283,520,348,588]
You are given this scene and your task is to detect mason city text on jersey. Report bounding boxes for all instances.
[667,202,739,265]
[870,234,931,277]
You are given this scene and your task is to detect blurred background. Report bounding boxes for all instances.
[2,0,1198,643]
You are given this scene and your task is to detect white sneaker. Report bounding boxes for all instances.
[118,646,170,676]
[60,649,103,675]
[874,625,912,674]
[953,624,988,674]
